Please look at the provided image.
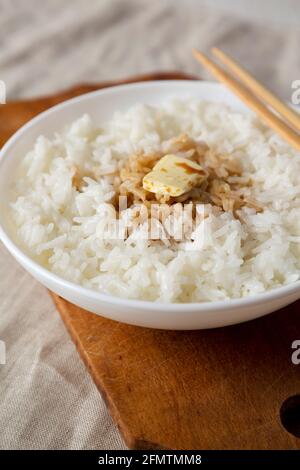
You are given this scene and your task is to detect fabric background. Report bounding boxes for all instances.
[0,0,299,450]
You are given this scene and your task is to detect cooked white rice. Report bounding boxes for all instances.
[10,100,300,302]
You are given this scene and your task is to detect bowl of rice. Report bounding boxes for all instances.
[0,80,300,329]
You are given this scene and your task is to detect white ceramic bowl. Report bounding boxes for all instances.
[1,80,300,330]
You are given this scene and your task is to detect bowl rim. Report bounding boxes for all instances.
[1,79,300,312]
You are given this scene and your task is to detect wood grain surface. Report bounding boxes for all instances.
[1,73,300,450]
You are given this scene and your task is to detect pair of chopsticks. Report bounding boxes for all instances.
[193,48,300,152]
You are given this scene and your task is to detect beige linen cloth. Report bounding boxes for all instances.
[0,0,299,450]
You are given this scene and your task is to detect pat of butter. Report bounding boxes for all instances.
[143,154,207,197]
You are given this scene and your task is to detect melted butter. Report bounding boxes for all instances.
[143,154,207,197]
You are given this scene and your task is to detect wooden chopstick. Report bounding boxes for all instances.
[212,47,300,132]
[192,49,300,152]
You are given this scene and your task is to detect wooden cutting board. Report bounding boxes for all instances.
[1,73,300,450]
